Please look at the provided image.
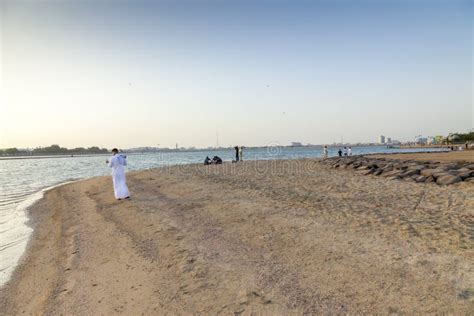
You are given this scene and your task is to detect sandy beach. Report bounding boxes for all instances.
[0,158,473,314]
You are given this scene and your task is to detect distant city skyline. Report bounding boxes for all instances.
[1,0,472,149]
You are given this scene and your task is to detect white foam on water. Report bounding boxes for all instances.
[0,181,77,288]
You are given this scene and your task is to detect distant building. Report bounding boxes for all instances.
[427,136,437,145]
[415,136,428,144]
[378,135,386,144]
[291,142,303,147]
[386,137,392,143]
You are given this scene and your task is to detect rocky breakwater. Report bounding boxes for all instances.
[322,156,474,185]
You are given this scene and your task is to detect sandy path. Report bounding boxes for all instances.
[1,159,473,314]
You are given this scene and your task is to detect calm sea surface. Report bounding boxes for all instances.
[0,146,448,286]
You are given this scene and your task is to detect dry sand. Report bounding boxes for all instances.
[372,150,474,163]
[0,159,473,314]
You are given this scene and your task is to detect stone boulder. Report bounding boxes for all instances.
[421,168,448,177]
[414,175,427,183]
[436,174,462,185]
[381,165,394,173]
[382,170,402,178]
[361,169,375,175]
[425,176,435,183]
[322,155,472,185]
[373,169,383,176]
[399,169,420,178]
[453,168,474,180]
[407,165,426,171]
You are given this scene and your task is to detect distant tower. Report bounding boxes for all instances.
[176,143,178,150]
[378,135,386,144]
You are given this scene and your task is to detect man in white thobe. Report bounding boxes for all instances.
[107,148,130,200]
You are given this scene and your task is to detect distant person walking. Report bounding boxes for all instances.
[234,146,240,162]
[323,146,328,158]
[343,147,348,156]
[348,147,352,156]
[239,146,244,161]
[106,148,130,200]
[338,149,342,157]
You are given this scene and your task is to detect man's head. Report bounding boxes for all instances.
[111,148,119,155]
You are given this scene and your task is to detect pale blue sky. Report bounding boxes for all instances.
[1,0,472,148]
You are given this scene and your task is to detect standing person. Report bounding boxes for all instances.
[343,146,348,156]
[323,145,328,158]
[239,146,244,161]
[106,148,130,200]
[234,146,240,162]
[348,146,352,156]
[338,149,342,157]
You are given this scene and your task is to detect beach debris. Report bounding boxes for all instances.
[321,156,474,185]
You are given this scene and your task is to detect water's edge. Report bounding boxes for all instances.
[0,179,87,290]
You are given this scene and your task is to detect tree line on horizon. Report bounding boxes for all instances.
[1,132,472,156]
[0,145,109,156]
[448,132,474,143]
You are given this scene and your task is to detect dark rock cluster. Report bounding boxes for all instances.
[322,156,474,185]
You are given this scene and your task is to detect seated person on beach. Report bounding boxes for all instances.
[106,148,130,200]
[204,156,211,165]
[212,156,223,164]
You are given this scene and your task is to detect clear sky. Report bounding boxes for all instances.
[0,0,472,149]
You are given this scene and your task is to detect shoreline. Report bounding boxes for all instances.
[1,156,473,314]
[0,179,91,289]
[3,150,467,289]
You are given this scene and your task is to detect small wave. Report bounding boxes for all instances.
[0,196,33,207]
[0,238,28,252]
[0,226,16,234]
[0,179,80,288]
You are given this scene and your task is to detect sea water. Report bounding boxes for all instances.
[0,146,448,287]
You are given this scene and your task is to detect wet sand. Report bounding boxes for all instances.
[0,159,473,314]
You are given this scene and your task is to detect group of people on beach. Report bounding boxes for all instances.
[108,144,360,200]
[338,146,352,157]
[322,146,352,158]
[203,146,244,166]
[204,156,223,165]
[106,145,246,200]
[234,146,244,162]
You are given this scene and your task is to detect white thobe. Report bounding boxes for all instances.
[108,154,130,199]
